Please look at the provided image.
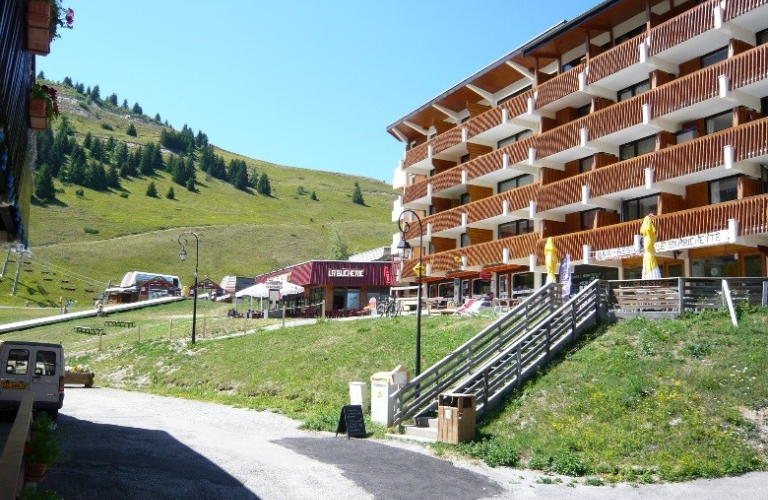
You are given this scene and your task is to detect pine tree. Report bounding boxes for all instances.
[66,153,87,185]
[328,230,350,260]
[113,142,128,167]
[166,186,175,199]
[122,99,129,109]
[257,173,272,196]
[351,182,365,206]
[155,113,162,123]
[90,85,101,101]
[126,123,137,137]
[34,164,56,201]
[310,191,318,201]
[132,102,143,115]
[63,76,73,87]
[186,176,196,192]
[90,138,104,161]
[106,165,121,189]
[140,143,155,175]
[233,163,248,190]
[37,70,45,79]
[83,131,93,149]
[146,181,158,197]
[84,161,107,190]
[106,93,118,106]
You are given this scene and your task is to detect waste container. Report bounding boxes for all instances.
[437,393,476,444]
[370,365,409,426]
[349,381,368,412]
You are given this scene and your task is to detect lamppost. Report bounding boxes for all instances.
[397,209,423,377]
[178,232,199,344]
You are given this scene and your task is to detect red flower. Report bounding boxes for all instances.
[66,8,74,26]
[24,443,30,455]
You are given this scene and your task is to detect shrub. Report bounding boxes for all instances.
[146,181,158,198]
[83,227,99,234]
[78,102,89,111]
[75,189,84,197]
[119,192,129,199]
[100,123,114,131]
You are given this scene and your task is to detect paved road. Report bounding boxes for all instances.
[41,388,768,500]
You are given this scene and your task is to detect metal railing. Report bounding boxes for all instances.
[391,283,565,426]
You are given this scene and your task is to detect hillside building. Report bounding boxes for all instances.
[388,0,768,302]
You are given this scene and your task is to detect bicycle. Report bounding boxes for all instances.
[376,296,401,318]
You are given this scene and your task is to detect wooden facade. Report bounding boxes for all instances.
[390,0,768,292]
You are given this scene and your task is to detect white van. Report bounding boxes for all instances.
[0,341,65,420]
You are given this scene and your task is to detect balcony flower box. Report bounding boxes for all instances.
[29,98,48,131]
[26,1,52,55]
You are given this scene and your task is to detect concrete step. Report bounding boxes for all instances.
[392,424,438,443]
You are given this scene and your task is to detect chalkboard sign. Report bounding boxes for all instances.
[335,404,367,439]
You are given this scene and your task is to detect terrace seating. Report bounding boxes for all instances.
[74,326,104,335]
[104,320,134,327]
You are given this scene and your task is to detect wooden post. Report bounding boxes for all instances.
[243,315,247,334]
[282,301,286,328]
[169,318,173,338]
[137,324,141,342]
[678,277,684,315]
[99,330,103,351]
[202,317,206,338]
[321,300,326,318]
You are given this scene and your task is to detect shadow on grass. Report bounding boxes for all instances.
[31,196,68,208]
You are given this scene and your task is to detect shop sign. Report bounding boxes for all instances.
[479,271,492,279]
[328,268,364,278]
[595,229,732,262]
[266,280,283,290]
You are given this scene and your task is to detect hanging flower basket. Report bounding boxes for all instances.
[25,462,48,483]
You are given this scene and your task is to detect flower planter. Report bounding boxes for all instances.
[64,371,95,387]
[27,1,52,28]
[29,98,48,131]
[25,462,47,483]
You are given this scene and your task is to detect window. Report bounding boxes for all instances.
[498,174,534,193]
[428,205,435,215]
[472,279,491,297]
[577,103,591,117]
[620,135,656,160]
[706,110,732,134]
[35,351,57,376]
[428,242,435,255]
[580,208,617,230]
[459,153,471,164]
[614,24,645,45]
[497,129,533,149]
[759,28,768,46]
[562,55,585,71]
[744,254,763,277]
[579,156,594,173]
[498,220,533,239]
[622,194,658,221]
[701,47,728,68]
[618,80,650,102]
[6,349,29,375]
[460,233,471,247]
[498,275,509,298]
[498,85,532,105]
[460,192,471,205]
[709,176,739,203]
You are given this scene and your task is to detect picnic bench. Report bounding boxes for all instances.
[74,326,104,335]
[104,320,134,327]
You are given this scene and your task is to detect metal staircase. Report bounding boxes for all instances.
[391,280,607,427]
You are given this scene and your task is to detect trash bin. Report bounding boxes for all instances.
[370,365,409,426]
[349,381,368,413]
[437,393,476,444]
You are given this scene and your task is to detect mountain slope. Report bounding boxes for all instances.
[0,81,396,307]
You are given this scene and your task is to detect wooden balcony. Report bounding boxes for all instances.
[538,117,768,212]
[587,33,646,85]
[724,0,768,23]
[648,0,716,56]
[404,141,429,168]
[468,184,539,224]
[402,179,430,205]
[401,232,540,279]
[545,194,768,261]
[467,138,532,180]
[535,62,586,109]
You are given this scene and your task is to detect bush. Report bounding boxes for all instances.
[100,123,114,131]
[119,192,129,198]
[78,102,89,111]
[83,227,99,234]
[460,438,520,467]
[75,189,84,197]
[20,488,63,500]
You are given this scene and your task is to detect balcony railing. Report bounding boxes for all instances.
[724,0,768,21]
[538,117,768,211]
[401,232,540,278]
[403,141,430,168]
[535,62,586,109]
[549,194,768,260]
[468,184,540,224]
[404,208,464,240]
[649,0,717,56]
[402,179,430,205]
[587,32,646,84]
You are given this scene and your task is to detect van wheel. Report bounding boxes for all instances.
[48,410,58,422]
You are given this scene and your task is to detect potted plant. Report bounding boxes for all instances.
[27,0,74,56]
[24,416,60,483]
[29,83,60,131]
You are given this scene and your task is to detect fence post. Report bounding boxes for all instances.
[169,318,173,338]
[202,317,206,338]
[137,324,141,342]
[678,277,684,315]
[322,300,326,318]
[571,301,577,343]
[763,280,768,306]
[99,330,103,351]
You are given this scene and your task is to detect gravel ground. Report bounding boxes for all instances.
[38,387,768,500]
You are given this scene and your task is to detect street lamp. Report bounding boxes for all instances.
[178,232,199,344]
[397,209,423,377]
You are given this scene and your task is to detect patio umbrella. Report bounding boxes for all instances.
[235,281,305,299]
[544,237,558,284]
[640,214,662,279]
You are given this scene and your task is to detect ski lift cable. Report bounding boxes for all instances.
[28,255,109,288]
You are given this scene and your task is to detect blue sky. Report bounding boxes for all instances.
[39,0,598,184]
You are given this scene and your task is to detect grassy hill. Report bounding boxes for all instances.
[0,81,396,308]
[2,303,766,483]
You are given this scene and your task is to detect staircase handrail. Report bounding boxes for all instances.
[447,280,603,413]
[391,283,563,426]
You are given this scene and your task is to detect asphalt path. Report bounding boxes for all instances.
[37,387,768,500]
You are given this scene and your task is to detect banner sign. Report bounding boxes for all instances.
[559,254,572,298]
[595,229,732,262]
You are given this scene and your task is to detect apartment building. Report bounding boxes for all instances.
[388,0,768,302]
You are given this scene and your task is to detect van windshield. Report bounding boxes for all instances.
[6,349,30,375]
